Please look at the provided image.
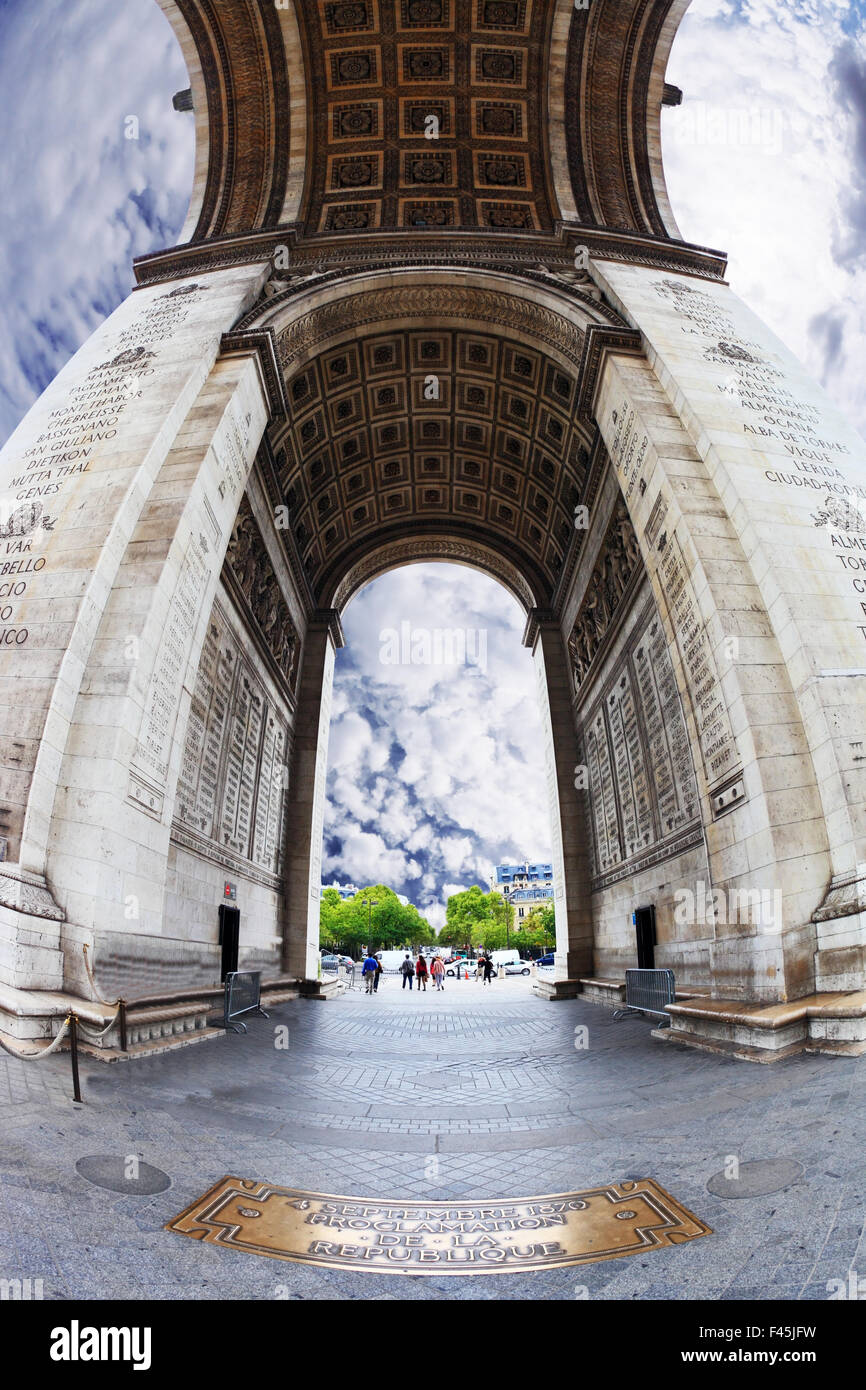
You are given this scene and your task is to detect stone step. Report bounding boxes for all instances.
[78,1026,224,1063]
[804,1037,866,1057]
[652,1026,806,1064]
[125,1002,212,1047]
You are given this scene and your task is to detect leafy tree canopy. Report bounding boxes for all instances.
[444,886,515,953]
[318,884,435,956]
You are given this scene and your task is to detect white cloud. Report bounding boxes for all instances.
[664,0,866,436]
[323,565,552,917]
[0,0,194,444]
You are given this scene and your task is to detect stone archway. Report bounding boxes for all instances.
[0,0,864,1059]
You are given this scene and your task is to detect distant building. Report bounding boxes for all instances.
[322,881,358,900]
[509,886,555,923]
[491,861,555,923]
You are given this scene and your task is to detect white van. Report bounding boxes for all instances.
[490,949,521,968]
[377,949,412,973]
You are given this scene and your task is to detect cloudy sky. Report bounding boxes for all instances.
[0,0,863,928]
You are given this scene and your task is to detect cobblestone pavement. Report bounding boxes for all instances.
[2,976,865,1302]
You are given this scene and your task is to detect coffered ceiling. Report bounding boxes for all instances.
[274,322,592,602]
[147,0,726,281]
[304,0,555,237]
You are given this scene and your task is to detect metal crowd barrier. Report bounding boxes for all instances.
[224,970,269,1033]
[613,968,675,1027]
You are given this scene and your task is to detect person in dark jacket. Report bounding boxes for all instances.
[415,954,428,992]
[482,954,495,986]
[373,954,383,992]
[400,953,414,990]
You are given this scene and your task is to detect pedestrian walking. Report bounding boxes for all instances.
[431,955,445,992]
[400,953,414,990]
[362,951,379,995]
[482,954,495,986]
[373,954,383,992]
[415,953,428,992]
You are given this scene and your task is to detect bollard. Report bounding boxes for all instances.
[118,998,128,1053]
[68,1013,82,1104]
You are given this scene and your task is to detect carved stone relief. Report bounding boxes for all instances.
[225,498,300,693]
[568,499,643,690]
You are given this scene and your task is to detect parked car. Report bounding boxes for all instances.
[536,954,555,968]
[503,960,532,976]
[320,952,354,972]
[445,959,477,978]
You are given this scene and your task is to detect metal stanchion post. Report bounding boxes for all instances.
[68,1014,82,1104]
[118,999,128,1053]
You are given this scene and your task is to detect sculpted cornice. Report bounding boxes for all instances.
[273,284,590,371]
[133,227,727,290]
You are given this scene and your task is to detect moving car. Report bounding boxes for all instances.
[536,954,555,968]
[503,960,532,976]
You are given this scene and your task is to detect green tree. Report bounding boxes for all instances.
[514,904,556,955]
[445,886,515,954]
[444,885,489,954]
[319,887,344,951]
[319,884,435,956]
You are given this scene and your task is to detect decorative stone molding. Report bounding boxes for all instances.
[813,870,866,923]
[134,227,728,290]
[521,608,558,651]
[330,536,536,616]
[275,284,590,370]
[220,328,288,422]
[234,253,629,335]
[0,866,65,922]
[575,324,645,426]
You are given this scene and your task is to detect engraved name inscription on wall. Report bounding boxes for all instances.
[582,607,701,882]
[174,599,289,878]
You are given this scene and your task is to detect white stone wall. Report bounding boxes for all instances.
[590,260,866,997]
[0,264,274,993]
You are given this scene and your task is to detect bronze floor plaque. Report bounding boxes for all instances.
[167,1176,711,1275]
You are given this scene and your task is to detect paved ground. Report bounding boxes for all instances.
[2,974,865,1301]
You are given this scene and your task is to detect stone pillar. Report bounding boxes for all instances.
[282,609,344,985]
[0,262,270,994]
[590,259,866,999]
[524,609,594,998]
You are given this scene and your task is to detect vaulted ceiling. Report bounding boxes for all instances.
[276,322,589,601]
[144,0,726,282]
[145,0,724,616]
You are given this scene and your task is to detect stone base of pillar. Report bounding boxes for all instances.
[0,866,65,991]
[653,991,866,1062]
[813,873,866,993]
[532,976,582,1001]
[298,977,342,1001]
